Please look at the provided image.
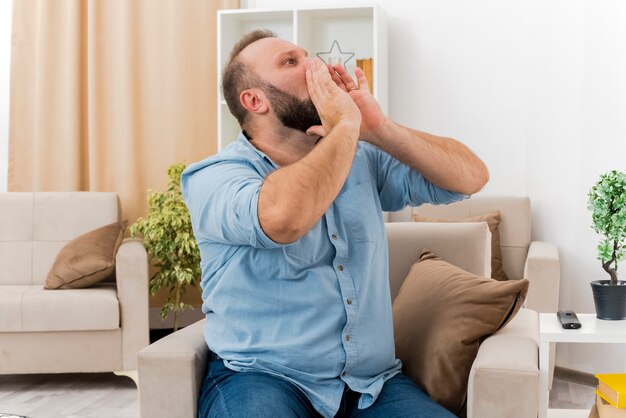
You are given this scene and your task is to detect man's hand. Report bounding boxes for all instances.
[327,64,387,142]
[305,58,361,139]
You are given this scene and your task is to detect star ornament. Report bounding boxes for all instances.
[316,40,355,66]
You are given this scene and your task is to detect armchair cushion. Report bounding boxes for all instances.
[44,221,127,289]
[392,249,529,416]
[412,211,509,281]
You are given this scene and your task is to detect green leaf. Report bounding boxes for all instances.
[589,170,626,275]
[129,161,201,320]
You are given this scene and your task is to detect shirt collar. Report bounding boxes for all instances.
[237,131,281,170]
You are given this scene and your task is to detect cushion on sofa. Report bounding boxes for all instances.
[44,221,127,289]
[392,249,528,416]
[412,211,509,281]
[0,284,120,332]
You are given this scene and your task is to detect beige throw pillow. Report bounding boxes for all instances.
[392,249,529,416]
[412,211,509,281]
[44,221,127,289]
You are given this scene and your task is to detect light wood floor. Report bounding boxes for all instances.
[549,377,597,410]
[0,373,595,417]
[0,373,138,418]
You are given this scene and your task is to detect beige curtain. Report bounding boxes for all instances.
[9,0,238,223]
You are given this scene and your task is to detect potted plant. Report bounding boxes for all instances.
[588,169,626,320]
[130,162,201,331]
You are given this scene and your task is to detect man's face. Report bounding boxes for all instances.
[261,82,321,134]
[239,37,322,133]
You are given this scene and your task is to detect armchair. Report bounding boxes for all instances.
[389,195,559,388]
[388,196,560,313]
[138,221,540,417]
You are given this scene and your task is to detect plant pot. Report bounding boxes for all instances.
[590,280,626,320]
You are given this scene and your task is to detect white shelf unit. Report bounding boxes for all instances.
[217,5,388,150]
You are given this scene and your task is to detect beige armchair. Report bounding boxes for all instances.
[389,195,560,387]
[388,196,560,313]
[138,221,540,418]
[0,192,150,383]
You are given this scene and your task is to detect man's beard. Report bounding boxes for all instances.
[262,83,322,134]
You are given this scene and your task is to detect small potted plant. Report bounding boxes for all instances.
[130,162,201,331]
[588,169,626,320]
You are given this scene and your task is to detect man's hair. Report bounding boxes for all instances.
[221,29,277,128]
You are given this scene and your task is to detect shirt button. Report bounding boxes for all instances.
[332,234,338,240]
[346,298,352,305]
[337,265,344,271]
[345,335,350,342]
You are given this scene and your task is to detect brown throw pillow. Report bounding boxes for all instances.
[44,221,127,289]
[392,249,528,416]
[412,211,509,281]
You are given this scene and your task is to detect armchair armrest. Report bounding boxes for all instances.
[523,240,560,390]
[116,238,150,370]
[523,241,560,314]
[467,308,539,418]
[138,319,208,418]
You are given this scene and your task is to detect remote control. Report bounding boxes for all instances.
[557,310,582,329]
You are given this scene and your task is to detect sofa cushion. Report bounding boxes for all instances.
[0,193,33,241]
[44,221,127,289]
[0,284,120,332]
[33,192,120,241]
[0,242,33,285]
[392,249,529,416]
[0,285,29,331]
[412,211,509,281]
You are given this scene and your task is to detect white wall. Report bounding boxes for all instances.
[0,0,12,192]
[250,0,626,373]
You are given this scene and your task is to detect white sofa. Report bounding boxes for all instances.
[0,192,150,383]
[138,220,540,417]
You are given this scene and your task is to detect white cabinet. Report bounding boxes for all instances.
[217,5,388,150]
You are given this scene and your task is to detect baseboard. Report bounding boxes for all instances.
[554,366,598,387]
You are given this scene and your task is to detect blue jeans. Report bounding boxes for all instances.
[198,355,457,418]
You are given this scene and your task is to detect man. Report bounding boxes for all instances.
[181,29,489,418]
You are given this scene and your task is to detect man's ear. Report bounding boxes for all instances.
[240,89,269,114]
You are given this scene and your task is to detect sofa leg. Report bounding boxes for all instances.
[114,370,139,387]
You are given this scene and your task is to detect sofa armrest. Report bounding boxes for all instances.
[138,319,208,418]
[467,308,539,418]
[116,238,150,370]
[523,241,560,314]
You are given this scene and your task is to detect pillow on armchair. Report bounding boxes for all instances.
[392,249,528,416]
[412,211,509,281]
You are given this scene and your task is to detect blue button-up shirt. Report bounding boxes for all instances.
[181,132,466,417]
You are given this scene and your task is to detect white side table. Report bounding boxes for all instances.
[539,313,626,418]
